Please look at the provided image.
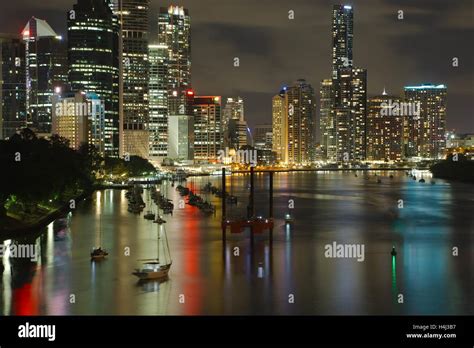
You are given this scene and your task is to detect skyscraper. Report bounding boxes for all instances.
[319,79,334,159]
[52,91,105,151]
[22,17,67,135]
[272,91,287,163]
[223,97,247,150]
[254,124,272,150]
[148,44,168,163]
[332,5,353,80]
[328,5,367,162]
[193,96,222,162]
[367,92,403,162]
[272,80,315,165]
[158,6,191,116]
[404,84,447,159]
[67,0,120,157]
[111,0,150,159]
[0,34,26,139]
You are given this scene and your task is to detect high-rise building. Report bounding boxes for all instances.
[193,96,222,162]
[272,80,315,165]
[227,118,248,150]
[254,124,272,150]
[51,92,105,154]
[22,17,67,135]
[319,79,334,159]
[328,5,367,162]
[223,97,247,150]
[272,91,286,163]
[52,91,105,152]
[348,67,367,160]
[404,84,447,159]
[148,44,168,163]
[332,5,353,80]
[158,6,191,116]
[0,34,26,139]
[167,114,194,162]
[111,0,150,159]
[67,0,120,157]
[367,92,403,162]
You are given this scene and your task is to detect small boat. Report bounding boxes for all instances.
[144,211,155,220]
[419,178,425,183]
[91,247,108,260]
[412,176,417,181]
[132,262,171,280]
[153,216,166,224]
[133,225,172,281]
[91,213,108,260]
[284,213,294,224]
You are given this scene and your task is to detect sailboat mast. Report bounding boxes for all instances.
[163,225,171,264]
[157,224,161,263]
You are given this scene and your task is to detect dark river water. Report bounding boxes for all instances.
[1,171,473,315]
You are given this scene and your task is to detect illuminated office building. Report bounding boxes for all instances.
[111,0,150,159]
[22,17,67,134]
[272,80,315,165]
[0,34,26,140]
[404,84,447,159]
[158,6,191,116]
[367,92,403,161]
[193,96,222,162]
[67,0,120,156]
[148,44,168,163]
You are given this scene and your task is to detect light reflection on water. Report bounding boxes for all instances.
[0,171,473,315]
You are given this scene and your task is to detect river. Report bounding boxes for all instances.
[1,171,473,315]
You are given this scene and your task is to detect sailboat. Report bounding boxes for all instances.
[91,212,108,260]
[132,225,172,280]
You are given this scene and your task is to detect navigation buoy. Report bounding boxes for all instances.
[391,246,397,257]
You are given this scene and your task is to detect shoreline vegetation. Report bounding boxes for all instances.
[0,128,156,237]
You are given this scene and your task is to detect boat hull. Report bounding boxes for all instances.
[132,268,169,280]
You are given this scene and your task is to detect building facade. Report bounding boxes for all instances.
[67,0,120,157]
[272,91,286,163]
[111,0,150,159]
[403,84,447,159]
[148,44,168,163]
[193,96,222,162]
[327,5,367,163]
[272,80,315,165]
[158,6,191,116]
[0,34,26,139]
[366,93,403,161]
[22,17,68,135]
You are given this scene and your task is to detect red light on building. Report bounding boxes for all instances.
[187,90,194,96]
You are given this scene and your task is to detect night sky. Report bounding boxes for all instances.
[1,0,473,135]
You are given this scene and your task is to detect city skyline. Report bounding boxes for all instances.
[1,0,472,134]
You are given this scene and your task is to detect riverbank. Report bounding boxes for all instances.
[0,190,91,240]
